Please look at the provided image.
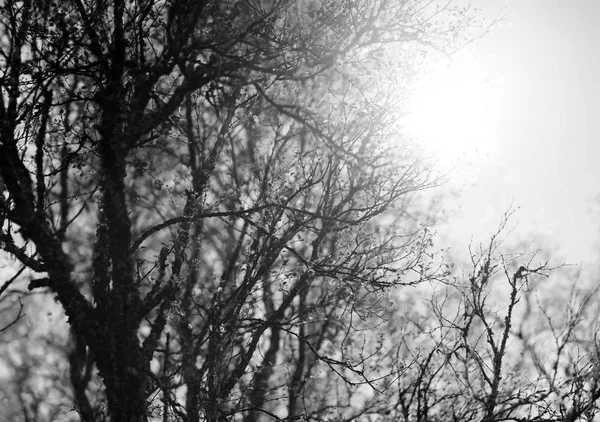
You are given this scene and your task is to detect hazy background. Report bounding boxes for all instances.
[437,0,600,271]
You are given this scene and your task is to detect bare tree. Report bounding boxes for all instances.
[0,0,483,420]
[371,210,600,422]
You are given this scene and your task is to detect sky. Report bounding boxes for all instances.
[428,0,600,273]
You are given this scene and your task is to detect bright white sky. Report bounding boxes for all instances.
[406,0,600,275]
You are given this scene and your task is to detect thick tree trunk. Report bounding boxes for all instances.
[103,371,147,422]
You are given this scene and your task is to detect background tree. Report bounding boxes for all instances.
[366,211,600,422]
[0,0,483,421]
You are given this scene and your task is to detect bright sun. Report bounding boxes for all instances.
[402,51,505,169]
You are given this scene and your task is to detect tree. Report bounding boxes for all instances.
[0,0,482,420]
[372,211,600,422]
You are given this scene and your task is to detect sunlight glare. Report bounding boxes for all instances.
[402,51,505,170]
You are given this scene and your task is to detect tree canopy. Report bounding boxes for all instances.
[5,1,598,422]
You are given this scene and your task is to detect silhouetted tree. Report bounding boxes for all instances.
[0,0,482,420]
[374,211,600,422]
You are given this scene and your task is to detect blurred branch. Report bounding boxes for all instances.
[0,299,25,333]
[0,264,27,297]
